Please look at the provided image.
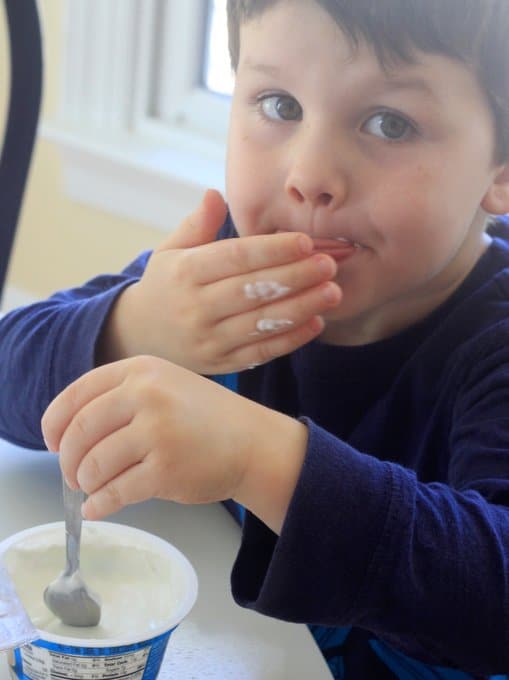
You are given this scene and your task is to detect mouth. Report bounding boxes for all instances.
[311,237,362,262]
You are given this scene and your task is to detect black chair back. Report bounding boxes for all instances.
[0,0,43,302]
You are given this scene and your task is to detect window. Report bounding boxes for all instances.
[204,0,235,96]
[142,0,233,141]
[44,0,234,232]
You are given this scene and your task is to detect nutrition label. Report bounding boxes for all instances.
[20,644,150,680]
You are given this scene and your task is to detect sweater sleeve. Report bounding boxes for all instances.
[231,340,509,674]
[0,251,151,449]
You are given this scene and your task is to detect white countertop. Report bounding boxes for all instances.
[0,438,331,679]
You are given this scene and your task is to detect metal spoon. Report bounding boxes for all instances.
[43,477,101,627]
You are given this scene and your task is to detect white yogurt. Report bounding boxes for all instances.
[3,524,185,639]
[256,318,294,333]
[244,281,291,301]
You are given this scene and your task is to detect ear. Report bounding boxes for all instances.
[481,163,509,215]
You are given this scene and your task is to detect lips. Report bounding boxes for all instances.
[311,237,360,261]
[275,229,362,261]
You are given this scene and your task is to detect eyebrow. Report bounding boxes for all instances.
[240,59,282,78]
[240,59,440,103]
[377,76,439,101]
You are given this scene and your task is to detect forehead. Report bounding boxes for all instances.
[237,0,487,112]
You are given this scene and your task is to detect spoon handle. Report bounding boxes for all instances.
[62,476,85,575]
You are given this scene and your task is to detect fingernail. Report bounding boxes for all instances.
[322,283,341,303]
[64,475,79,490]
[311,315,325,332]
[298,234,313,255]
[314,254,335,276]
[202,188,215,206]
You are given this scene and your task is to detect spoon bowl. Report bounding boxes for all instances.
[44,571,101,627]
[43,478,101,627]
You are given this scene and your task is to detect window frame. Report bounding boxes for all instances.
[144,0,231,141]
[43,0,230,232]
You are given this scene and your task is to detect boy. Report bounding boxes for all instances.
[2,0,509,676]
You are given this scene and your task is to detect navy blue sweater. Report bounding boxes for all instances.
[1,218,509,678]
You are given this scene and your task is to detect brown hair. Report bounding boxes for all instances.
[227,0,509,162]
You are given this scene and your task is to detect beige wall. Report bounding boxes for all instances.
[3,1,163,300]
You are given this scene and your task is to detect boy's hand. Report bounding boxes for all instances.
[41,356,308,533]
[99,189,341,374]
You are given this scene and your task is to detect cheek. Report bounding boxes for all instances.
[226,130,280,236]
[372,150,491,233]
[226,134,253,235]
[369,164,448,241]
[366,165,463,279]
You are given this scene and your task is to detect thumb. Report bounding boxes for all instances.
[155,189,228,252]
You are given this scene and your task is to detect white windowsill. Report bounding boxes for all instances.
[40,121,227,233]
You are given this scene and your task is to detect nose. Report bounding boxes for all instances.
[284,129,348,210]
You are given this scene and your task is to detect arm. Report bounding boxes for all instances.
[231,341,509,675]
[1,190,340,449]
[0,252,150,448]
[40,337,509,673]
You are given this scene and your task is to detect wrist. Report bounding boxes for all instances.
[95,282,141,365]
[233,406,308,534]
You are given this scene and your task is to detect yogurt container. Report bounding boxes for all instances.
[0,522,198,680]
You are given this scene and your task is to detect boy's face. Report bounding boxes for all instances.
[226,0,507,344]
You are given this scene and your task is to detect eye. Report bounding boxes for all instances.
[258,94,303,122]
[363,111,415,141]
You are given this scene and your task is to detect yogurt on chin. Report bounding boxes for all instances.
[2,524,184,640]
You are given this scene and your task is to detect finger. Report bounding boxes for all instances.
[200,253,337,321]
[182,231,314,285]
[227,315,326,370]
[76,424,146,495]
[81,461,154,520]
[217,280,341,353]
[58,386,134,489]
[41,360,131,457]
[155,189,228,252]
